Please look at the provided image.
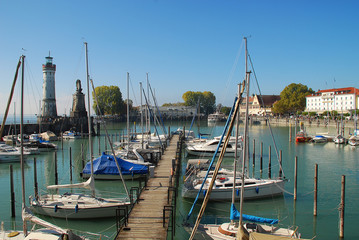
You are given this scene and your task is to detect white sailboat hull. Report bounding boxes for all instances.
[182,179,284,201]
[30,194,131,219]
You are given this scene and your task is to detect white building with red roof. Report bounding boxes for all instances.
[305,87,359,114]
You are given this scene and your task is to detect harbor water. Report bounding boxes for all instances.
[0,120,358,239]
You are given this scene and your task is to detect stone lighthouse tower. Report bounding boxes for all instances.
[41,55,57,118]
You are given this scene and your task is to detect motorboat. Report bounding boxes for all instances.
[312,135,328,143]
[333,134,347,144]
[295,130,311,143]
[208,111,226,123]
[62,130,81,139]
[0,143,29,162]
[348,135,359,146]
[186,137,242,157]
[40,131,58,141]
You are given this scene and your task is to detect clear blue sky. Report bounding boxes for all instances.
[1,0,359,115]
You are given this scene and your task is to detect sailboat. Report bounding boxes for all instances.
[29,43,131,219]
[0,55,87,239]
[187,38,303,240]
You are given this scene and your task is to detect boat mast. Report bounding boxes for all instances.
[239,37,250,229]
[140,82,144,149]
[0,57,21,140]
[20,55,27,236]
[127,72,130,153]
[84,42,95,197]
[231,83,241,225]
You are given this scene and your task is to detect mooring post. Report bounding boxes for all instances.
[98,136,101,155]
[252,139,255,168]
[279,150,283,178]
[69,147,73,182]
[268,145,271,179]
[10,165,15,217]
[289,123,292,142]
[81,143,85,169]
[61,132,63,150]
[34,157,38,200]
[314,164,318,216]
[54,151,58,185]
[339,175,345,238]
[260,142,263,174]
[294,156,298,201]
[104,135,107,152]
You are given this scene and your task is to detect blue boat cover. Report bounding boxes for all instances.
[230,203,278,224]
[82,152,149,176]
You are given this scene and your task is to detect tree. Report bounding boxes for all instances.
[92,85,125,115]
[182,91,216,115]
[220,106,231,115]
[272,83,315,115]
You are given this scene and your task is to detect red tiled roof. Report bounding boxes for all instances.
[307,87,359,97]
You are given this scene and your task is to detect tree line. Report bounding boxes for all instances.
[92,83,318,116]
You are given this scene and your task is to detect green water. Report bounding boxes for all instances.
[0,121,358,239]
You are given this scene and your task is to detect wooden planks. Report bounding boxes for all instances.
[116,135,179,240]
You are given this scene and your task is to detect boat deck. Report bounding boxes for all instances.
[116,134,179,240]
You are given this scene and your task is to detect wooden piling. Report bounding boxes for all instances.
[61,133,63,150]
[105,135,107,152]
[260,142,263,173]
[279,150,282,178]
[54,151,58,185]
[98,136,101,155]
[294,156,298,201]
[10,165,15,217]
[69,147,73,182]
[339,175,345,238]
[252,139,255,168]
[81,143,85,169]
[289,123,292,142]
[268,145,271,179]
[34,158,38,200]
[314,164,318,216]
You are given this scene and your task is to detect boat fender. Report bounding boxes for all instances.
[236,189,240,196]
[203,189,206,197]
[75,204,79,213]
[255,187,259,194]
[132,171,134,177]
[54,204,58,212]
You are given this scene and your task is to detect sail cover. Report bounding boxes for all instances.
[47,175,95,191]
[82,153,149,176]
[230,203,279,225]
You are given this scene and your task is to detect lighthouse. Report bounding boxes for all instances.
[41,55,57,118]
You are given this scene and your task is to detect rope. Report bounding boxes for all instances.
[247,52,286,178]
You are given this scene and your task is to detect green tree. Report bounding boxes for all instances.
[220,106,231,115]
[272,83,314,114]
[92,85,125,115]
[182,91,216,115]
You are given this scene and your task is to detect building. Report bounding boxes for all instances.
[240,94,281,115]
[305,87,359,114]
[149,106,198,119]
[41,55,57,118]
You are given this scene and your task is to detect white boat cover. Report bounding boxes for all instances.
[46,176,95,191]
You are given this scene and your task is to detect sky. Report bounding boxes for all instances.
[0,0,359,116]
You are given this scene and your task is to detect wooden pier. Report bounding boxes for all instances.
[116,134,182,240]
